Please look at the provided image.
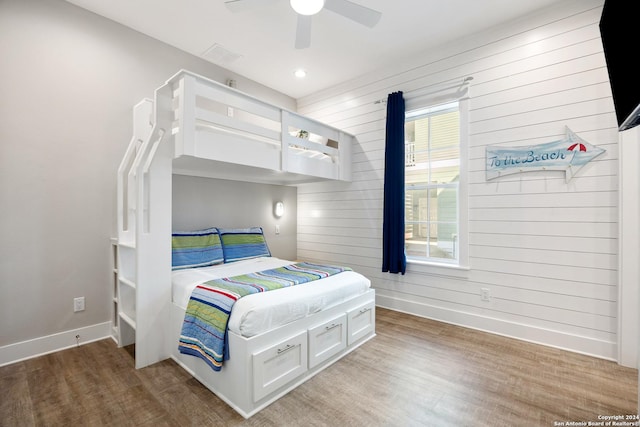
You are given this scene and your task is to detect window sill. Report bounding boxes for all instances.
[406,258,470,271]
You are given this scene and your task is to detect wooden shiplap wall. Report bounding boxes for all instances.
[296,0,619,359]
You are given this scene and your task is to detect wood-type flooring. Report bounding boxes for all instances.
[1,308,637,426]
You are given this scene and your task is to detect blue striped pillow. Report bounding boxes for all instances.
[218,227,271,263]
[172,227,224,270]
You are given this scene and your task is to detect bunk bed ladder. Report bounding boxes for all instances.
[117,99,153,245]
[115,84,174,369]
[115,99,151,351]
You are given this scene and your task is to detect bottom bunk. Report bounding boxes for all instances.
[168,256,376,418]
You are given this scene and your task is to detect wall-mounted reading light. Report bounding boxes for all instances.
[274,201,285,218]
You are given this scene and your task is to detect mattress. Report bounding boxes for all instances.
[172,257,371,337]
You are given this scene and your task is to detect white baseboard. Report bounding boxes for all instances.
[0,322,112,367]
[376,294,617,362]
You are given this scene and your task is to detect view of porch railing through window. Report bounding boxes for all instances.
[405,102,460,262]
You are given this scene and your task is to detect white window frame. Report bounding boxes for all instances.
[404,96,469,270]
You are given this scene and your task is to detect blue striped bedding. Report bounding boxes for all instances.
[177,262,352,371]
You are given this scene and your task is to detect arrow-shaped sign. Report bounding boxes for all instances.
[485,127,605,182]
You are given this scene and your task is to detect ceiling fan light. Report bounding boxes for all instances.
[290,0,325,16]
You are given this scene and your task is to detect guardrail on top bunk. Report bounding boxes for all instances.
[168,70,352,181]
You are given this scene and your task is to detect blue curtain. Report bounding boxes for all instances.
[382,91,406,274]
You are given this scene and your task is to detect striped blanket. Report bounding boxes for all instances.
[178,262,352,371]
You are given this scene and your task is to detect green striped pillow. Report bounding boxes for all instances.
[218,227,271,263]
[172,227,224,270]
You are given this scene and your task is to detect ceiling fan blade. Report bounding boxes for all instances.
[295,14,312,49]
[224,0,279,13]
[324,0,381,28]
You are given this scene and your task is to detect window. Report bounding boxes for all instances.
[405,100,466,266]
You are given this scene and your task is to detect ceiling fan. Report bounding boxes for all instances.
[224,0,382,49]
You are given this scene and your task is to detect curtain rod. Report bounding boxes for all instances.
[373,76,473,104]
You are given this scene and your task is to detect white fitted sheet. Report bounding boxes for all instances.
[172,257,371,337]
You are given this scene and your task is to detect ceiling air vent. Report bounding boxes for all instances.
[202,43,243,65]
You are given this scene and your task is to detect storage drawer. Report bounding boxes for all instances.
[308,313,347,369]
[252,331,307,402]
[347,302,375,345]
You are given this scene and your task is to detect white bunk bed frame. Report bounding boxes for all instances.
[114,70,375,418]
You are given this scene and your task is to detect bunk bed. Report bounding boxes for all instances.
[114,70,375,418]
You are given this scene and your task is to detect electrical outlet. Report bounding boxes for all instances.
[480,288,491,302]
[74,297,85,312]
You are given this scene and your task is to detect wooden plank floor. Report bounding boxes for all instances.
[1,308,637,426]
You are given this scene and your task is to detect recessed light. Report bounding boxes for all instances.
[294,69,307,78]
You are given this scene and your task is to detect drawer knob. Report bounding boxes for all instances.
[325,323,340,331]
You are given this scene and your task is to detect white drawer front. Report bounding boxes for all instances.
[252,331,308,402]
[347,302,375,346]
[308,313,347,369]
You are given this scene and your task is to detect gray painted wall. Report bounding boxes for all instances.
[172,175,297,261]
[0,0,295,347]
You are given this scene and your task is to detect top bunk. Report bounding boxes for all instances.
[135,69,353,185]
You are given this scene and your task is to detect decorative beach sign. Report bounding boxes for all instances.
[485,127,605,182]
